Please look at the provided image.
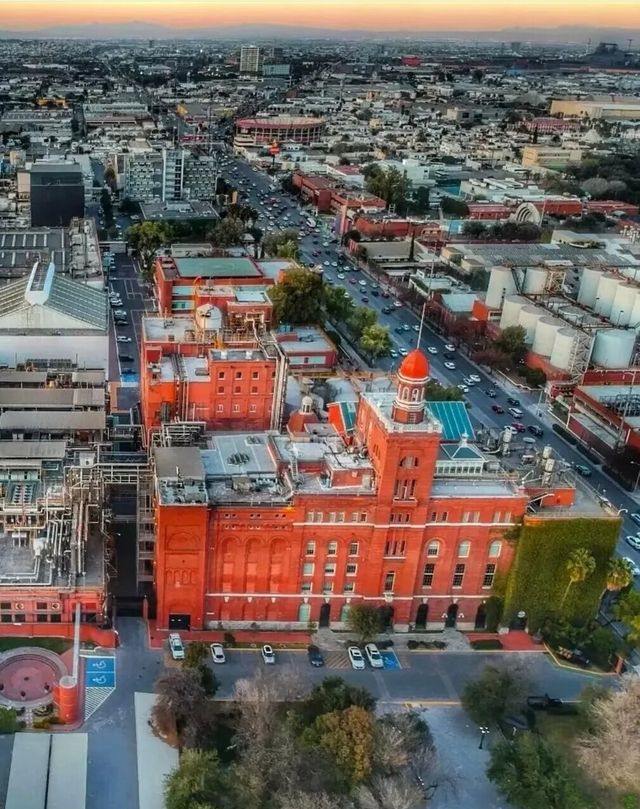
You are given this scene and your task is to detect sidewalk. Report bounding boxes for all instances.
[147,620,311,650]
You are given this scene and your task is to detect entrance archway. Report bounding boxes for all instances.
[475,602,487,630]
[379,604,394,630]
[298,603,311,622]
[319,603,331,628]
[415,603,428,630]
[444,603,458,628]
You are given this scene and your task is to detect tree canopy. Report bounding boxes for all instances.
[346,604,383,644]
[364,165,411,215]
[461,663,529,726]
[268,268,326,325]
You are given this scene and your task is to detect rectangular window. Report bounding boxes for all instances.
[324,563,336,576]
[350,511,359,522]
[252,371,259,379]
[218,386,225,394]
[360,512,368,522]
[462,511,480,523]
[503,511,512,523]
[251,386,258,394]
[305,541,315,556]
[327,541,337,556]
[493,511,502,523]
[452,564,466,588]
[315,512,323,522]
[422,563,435,587]
[483,564,496,588]
[234,386,242,394]
[249,404,257,413]
[1,614,12,622]
[328,512,336,523]
[394,478,417,500]
[232,404,240,413]
[337,512,345,523]
[235,371,243,379]
[36,613,48,623]
[36,602,47,610]
[306,512,314,523]
[384,572,396,593]
[0,601,11,610]
[218,371,225,380]
[343,582,355,593]
[346,563,357,576]
[322,581,334,593]
[348,542,359,557]
[301,582,312,593]
[303,562,314,576]
[217,404,224,412]
[14,613,25,623]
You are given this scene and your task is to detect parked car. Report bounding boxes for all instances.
[508,407,523,418]
[492,404,505,414]
[364,643,384,668]
[427,346,438,354]
[468,374,481,383]
[462,377,475,386]
[168,633,185,660]
[261,644,276,664]
[485,388,497,397]
[630,511,640,526]
[307,645,325,667]
[573,463,592,478]
[625,535,640,551]
[528,424,544,437]
[116,336,132,343]
[511,422,526,433]
[444,344,456,352]
[444,361,456,370]
[556,647,590,667]
[526,694,563,710]
[119,354,134,363]
[210,643,226,664]
[348,646,366,670]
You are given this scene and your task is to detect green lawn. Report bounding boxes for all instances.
[0,637,72,655]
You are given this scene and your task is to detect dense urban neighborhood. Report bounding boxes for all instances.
[0,18,639,809]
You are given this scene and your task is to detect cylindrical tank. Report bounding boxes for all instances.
[594,274,621,318]
[532,317,563,357]
[577,267,603,308]
[53,675,79,724]
[521,267,548,296]
[591,329,637,369]
[550,326,579,371]
[486,266,517,309]
[611,283,639,327]
[499,295,527,329]
[517,305,543,343]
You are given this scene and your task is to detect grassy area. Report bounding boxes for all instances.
[0,637,72,654]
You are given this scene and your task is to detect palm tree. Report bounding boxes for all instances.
[600,557,634,611]
[560,547,596,608]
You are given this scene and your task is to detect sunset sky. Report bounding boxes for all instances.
[4,0,640,31]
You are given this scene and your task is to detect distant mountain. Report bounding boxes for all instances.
[0,22,638,45]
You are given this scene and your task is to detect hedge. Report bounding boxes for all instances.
[503,516,620,631]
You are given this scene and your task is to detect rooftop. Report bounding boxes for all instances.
[173,257,261,279]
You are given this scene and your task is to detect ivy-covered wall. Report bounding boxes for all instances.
[503,515,621,631]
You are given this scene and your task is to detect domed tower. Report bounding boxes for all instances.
[391,350,430,425]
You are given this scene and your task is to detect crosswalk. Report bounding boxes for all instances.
[324,651,351,669]
[84,686,115,720]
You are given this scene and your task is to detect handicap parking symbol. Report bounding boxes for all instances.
[85,656,116,687]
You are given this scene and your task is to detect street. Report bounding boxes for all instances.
[219,153,639,565]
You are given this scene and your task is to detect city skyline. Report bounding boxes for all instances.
[3,0,640,32]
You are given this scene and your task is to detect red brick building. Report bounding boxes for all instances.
[151,351,550,633]
[292,172,386,215]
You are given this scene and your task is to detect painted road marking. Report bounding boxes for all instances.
[84,656,116,688]
[380,650,402,670]
[324,651,350,669]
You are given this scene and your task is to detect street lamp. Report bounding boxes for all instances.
[478,726,490,749]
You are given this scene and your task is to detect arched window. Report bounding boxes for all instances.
[427,540,440,558]
[458,540,471,558]
[489,540,502,558]
[411,387,420,402]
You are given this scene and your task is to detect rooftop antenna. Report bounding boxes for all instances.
[416,302,426,348]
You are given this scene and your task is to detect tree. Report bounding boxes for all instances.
[291,677,376,731]
[462,221,487,239]
[100,188,113,226]
[488,733,588,809]
[308,706,377,785]
[614,589,640,645]
[127,221,169,279]
[263,229,300,258]
[210,216,246,248]
[461,663,528,726]
[560,547,596,608]
[493,325,527,365]
[342,228,361,245]
[165,749,232,809]
[104,165,117,193]
[348,306,377,338]
[423,380,463,402]
[0,707,17,734]
[183,641,219,696]
[346,604,383,644]
[411,186,431,215]
[575,676,640,795]
[324,284,355,323]
[268,268,325,325]
[604,557,634,596]
[359,324,392,358]
[440,196,469,217]
[152,668,207,748]
[365,166,412,213]
[119,196,138,215]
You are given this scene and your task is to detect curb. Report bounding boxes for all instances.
[544,644,618,678]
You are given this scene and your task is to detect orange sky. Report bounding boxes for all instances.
[5,0,640,31]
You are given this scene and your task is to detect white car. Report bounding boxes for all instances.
[457,384,469,392]
[393,300,403,308]
[399,348,409,357]
[210,643,226,664]
[427,346,438,354]
[468,374,481,383]
[364,643,384,669]
[463,377,476,386]
[331,262,338,267]
[113,309,126,317]
[626,535,640,551]
[359,280,367,287]
[622,557,640,576]
[168,633,185,660]
[116,336,131,343]
[444,343,456,352]
[324,261,330,266]
[389,350,399,358]
[348,646,366,670]
[413,325,420,332]
[444,361,456,370]
[337,273,345,280]
[261,644,276,664]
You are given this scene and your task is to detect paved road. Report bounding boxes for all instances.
[219,153,640,567]
[107,251,151,384]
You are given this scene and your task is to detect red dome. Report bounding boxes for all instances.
[398,349,429,381]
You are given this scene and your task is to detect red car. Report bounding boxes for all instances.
[511,422,526,433]
[492,404,504,414]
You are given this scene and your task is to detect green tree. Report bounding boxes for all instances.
[410,186,431,215]
[0,707,17,734]
[324,284,355,323]
[104,165,117,192]
[127,221,169,279]
[165,749,232,809]
[119,196,138,215]
[359,323,392,358]
[307,706,377,785]
[423,380,464,401]
[462,220,487,239]
[440,196,469,217]
[348,306,377,337]
[183,641,219,696]
[461,664,528,726]
[100,188,113,226]
[493,325,527,365]
[346,603,383,644]
[561,548,596,608]
[210,216,246,248]
[364,165,412,213]
[614,589,640,645]
[488,734,588,809]
[291,677,376,731]
[268,268,325,326]
[152,668,207,749]
[603,557,634,599]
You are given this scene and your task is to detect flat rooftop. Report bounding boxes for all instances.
[174,257,261,279]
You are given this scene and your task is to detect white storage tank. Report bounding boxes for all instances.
[591,329,636,369]
[517,305,544,343]
[532,317,563,357]
[486,266,517,309]
[611,282,640,327]
[520,266,548,296]
[550,327,580,371]
[577,267,603,308]
[594,274,621,318]
[500,295,527,330]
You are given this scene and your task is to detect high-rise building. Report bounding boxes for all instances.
[240,45,263,75]
[29,163,84,227]
[119,149,218,203]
